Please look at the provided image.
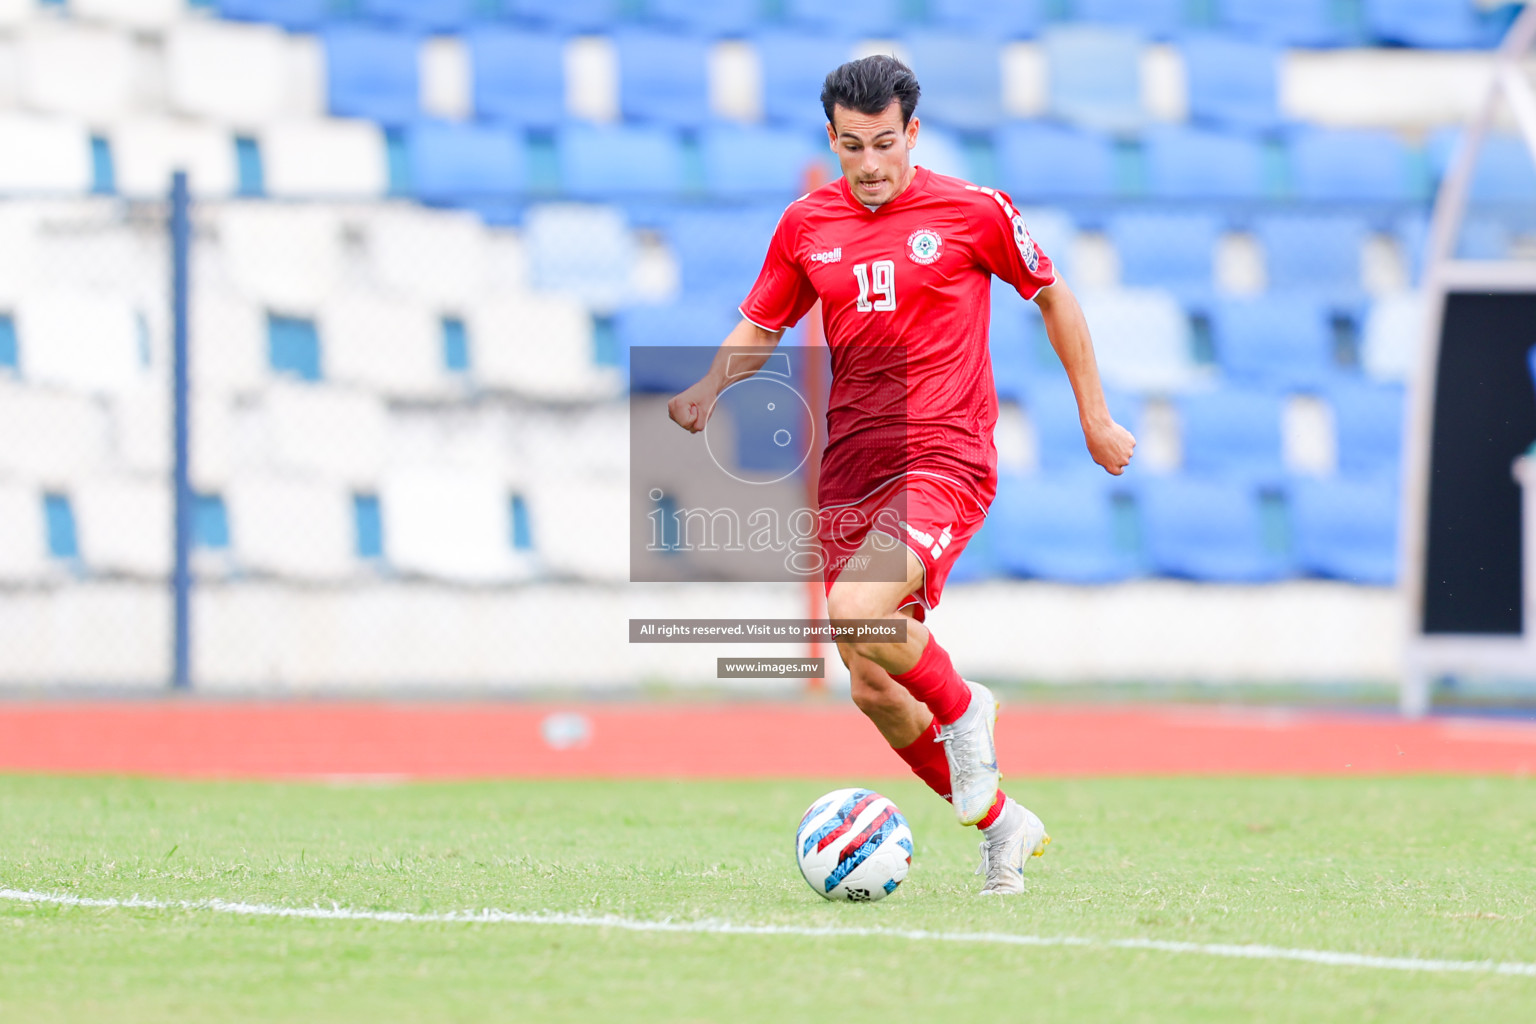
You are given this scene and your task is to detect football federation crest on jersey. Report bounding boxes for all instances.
[1010,215,1040,273]
[906,228,943,265]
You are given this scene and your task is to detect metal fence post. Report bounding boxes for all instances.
[170,170,192,690]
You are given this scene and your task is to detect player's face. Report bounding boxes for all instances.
[827,101,919,207]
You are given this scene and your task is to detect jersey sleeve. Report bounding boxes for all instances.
[739,207,818,332]
[967,186,1056,301]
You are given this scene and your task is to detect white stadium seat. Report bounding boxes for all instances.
[364,205,489,307]
[420,36,472,121]
[191,392,234,490]
[708,40,761,122]
[469,292,613,400]
[216,202,343,310]
[0,205,40,304]
[319,288,449,397]
[1362,291,1426,382]
[483,226,530,293]
[528,477,627,582]
[260,119,387,199]
[28,213,159,300]
[191,287,268,393]
[165,22,290,125]
[913,127,970,180]
[18,23,136,121]
[0,114,91,193]
[0,382,110,485]
[0,0,37,28]
[524,203,637,309]
[16,288,145,393]
[1076,287,1208,393]
[227,474,356,580]
[110,118,237,198]
[380,466,527,583]
[0,482,50,582]
[109,383,170,476]
[74,476,172,577]
[69,0,189,29]
[254,382,388,486]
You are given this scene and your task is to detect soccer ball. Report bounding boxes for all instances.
[795,788,913,902]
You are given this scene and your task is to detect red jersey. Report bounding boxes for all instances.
[739,166,1055,510]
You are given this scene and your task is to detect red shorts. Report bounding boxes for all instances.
[819,474,988,620]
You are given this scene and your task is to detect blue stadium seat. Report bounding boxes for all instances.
[619,301,743,392]
[324,27,420,126]
[1026,380,1139,475]
[1181,34,1281,130]
[1142,477,1290,581]
[1364,0,1495,49]
[756,31,855,130]
[928,0,1046,39]
[664,204,786,299]
[1143,126,1268,200]
[1428,130,1536,203]
[560,124,686,199]
[989,288,1051,401]
[1177,387,1285,481]
[905,32,1002,131]
[1210,295,1335,390]
[1328,380,1405,476]
[1043,25,1145,132]
[1290,477,1398,584]
[218,0,329,31]
[614,28,712,127]
[943,515,999,584]
[699,125,824,200]
[408,122,525,208]
[504,0,620,32]
[910,126,972,180]
[525,203,636,303]
[1073,0,1187,38]
[783,0,902,37]
[1106,211,1220,290]
[992,474,1138,583]
[357,0,477,31]
[1253,214,1368,292]
[647,0,763,36]
[468,28,565,128]
[1288,127,1421,202]
[1012,206,1076,283]
[996,123,1116,199]
[1215,0,1355,46]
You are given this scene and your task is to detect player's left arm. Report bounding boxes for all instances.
[1034,281,1136,476]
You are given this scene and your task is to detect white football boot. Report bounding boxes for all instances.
[977,801,1050,896]
[935,680,1001,826]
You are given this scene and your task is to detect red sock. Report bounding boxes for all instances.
[893,719,1009,831]
[891,635,972,725]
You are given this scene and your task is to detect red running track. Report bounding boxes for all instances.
[0,702,1533,779]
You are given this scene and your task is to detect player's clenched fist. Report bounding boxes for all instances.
[668,379,717,433]
[1085,417,1136,476]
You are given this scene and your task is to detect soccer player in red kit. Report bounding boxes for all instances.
[669,56,1135,894]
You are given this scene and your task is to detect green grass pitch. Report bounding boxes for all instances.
[1,774,1533,1022]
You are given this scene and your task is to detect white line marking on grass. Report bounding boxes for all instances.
[3,887,1533,979]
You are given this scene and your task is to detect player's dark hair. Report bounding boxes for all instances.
[820,55,921,129]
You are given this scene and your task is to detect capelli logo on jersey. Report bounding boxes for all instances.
[809,247,842,264]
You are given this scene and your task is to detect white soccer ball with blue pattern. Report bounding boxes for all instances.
[795,788,914,902]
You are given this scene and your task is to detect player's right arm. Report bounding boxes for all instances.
[669,200,817,435]
[667,318,785,433]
